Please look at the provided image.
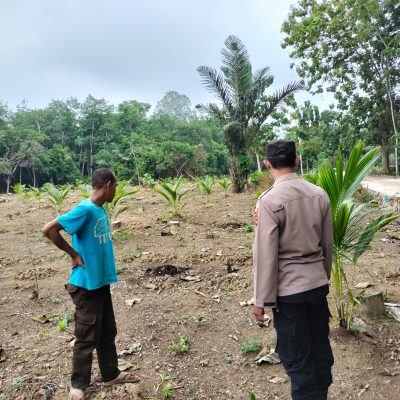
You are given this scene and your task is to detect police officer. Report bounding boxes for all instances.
[253,140,334,400]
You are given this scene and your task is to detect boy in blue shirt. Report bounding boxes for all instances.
[42,168,139,400]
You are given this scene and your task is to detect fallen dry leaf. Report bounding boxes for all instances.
[355,282,373,289]
[125,298,142,307]
[267,375,286,384]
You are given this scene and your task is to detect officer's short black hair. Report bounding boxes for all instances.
[266,140,296,169]
[92,168,116,188]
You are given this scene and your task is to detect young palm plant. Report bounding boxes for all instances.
[154,176,190,216]
[43,183,72,214]
[12,183,27,196]
[75,179,92,199]
[218,176,232,195]
[197,176,214,197]
[306,141,399,329]
[103,179,140,222]
[30,186,45,208]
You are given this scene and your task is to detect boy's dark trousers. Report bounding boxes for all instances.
[272,285,334,400]
[66,284,120,390]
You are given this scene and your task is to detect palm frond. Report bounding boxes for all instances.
[221,35,253,99]
[255,81,303,128]
[197,66,234,113]
[340,145,381,203]
[352,212,399,264]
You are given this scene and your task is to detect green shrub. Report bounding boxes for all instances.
[240,339,262,354]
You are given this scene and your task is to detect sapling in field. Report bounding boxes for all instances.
[218,176,232,195]
[197,176,214,196]
[141,173,157,189]
[75,179,92,199]
[305,141,399,329]
[43,183,72,214]
[30,186,45,208]
[155,176,190,216]
[12,183,27,196]
[103,179,140,222]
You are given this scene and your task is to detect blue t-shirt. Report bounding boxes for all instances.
[57,199,117,290]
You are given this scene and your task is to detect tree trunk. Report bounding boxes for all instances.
[381,134,390,174]
[255,151,262,173]
[6,176,11,194]
[230,156,247,193]
[32,165,36,188]
[299,154,304,176]
[89,124,94,176]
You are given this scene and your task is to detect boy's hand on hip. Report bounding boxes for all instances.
[253,305,268,324]
[71,254,85,270]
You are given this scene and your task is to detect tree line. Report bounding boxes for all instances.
[1,0,398,193]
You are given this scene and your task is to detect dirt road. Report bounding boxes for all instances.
[362,175,400,197]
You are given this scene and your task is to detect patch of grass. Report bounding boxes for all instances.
[14,282,21,290]
[9,377,22,390]
[240,339,262,354]
[162,383,173,399]
[383,290,394,302]
[205,231,216,239]
[224,354,233,364]
[113,229,134,241]
[240,223,254,233]
[136,243,147,252]
[169,335,190,355]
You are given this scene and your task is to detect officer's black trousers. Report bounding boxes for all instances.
[273,285,334,400]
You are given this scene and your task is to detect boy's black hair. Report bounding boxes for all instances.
[92,168,116,188]
[266,140,296,169]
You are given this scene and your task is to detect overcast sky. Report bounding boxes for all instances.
[0,0,333,112]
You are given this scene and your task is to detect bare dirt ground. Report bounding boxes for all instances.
[1,181,400,400]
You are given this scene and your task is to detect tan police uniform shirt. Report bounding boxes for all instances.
[253,172,333,307]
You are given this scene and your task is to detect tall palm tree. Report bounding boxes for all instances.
[197,35,302,192]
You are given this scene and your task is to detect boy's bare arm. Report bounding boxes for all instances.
[41,219,85,269]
